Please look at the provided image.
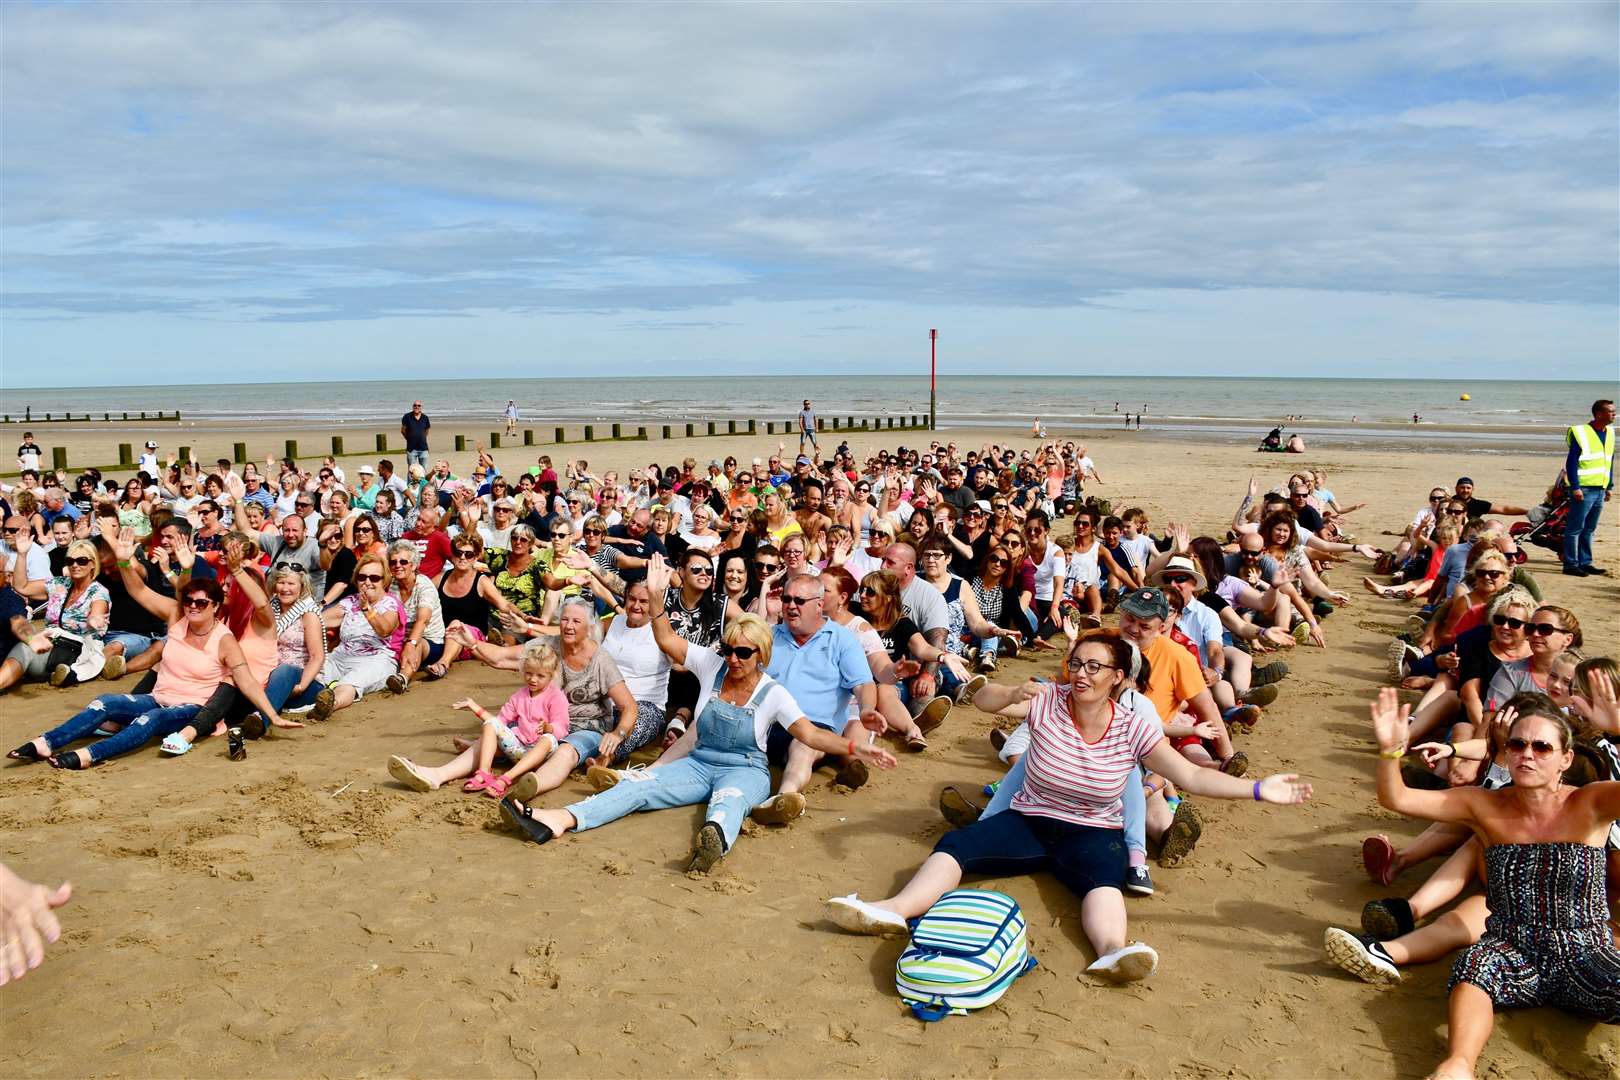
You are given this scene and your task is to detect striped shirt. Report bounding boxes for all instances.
[1011,684,1164,829]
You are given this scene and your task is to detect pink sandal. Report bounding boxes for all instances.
[463,769,496,793]
[483,775,513,799]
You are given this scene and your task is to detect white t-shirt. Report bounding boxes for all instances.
[1120,534,1154,570]
[392,575,445,645]
[1067,538,1102,589]
[685,644,804,752]
[1030,542,1066,602]
[844,548,882,581]
[602,616,671,706]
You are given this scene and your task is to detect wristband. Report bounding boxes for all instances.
[847,738,856,756]
[1378,747,1405,760]
[117,560,132,568]
[1252,781,1262,802]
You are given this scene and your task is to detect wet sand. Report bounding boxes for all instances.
[2,425,1617,1079]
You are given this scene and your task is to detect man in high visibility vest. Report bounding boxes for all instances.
[1563,397,1616,576]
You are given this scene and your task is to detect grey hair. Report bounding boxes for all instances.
[1486,585,1535,622]
[387,539,421,567]
[785,572,825,598]
[558,596,602,640]
[509,524,538,544]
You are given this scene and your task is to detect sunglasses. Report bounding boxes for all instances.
[1505,736,1558,756]
[988,556,1008,565]
[1161,574,1196,585]
[1005,539,1024,547]
[1490,614,1525,630]
[754,561,779,572]
[388,559,413,568]
[355,573,384,583]
[1429,495,1446,502]
[0,527,21,535]
[1241,550,1264,560]
[1446,507,1467,515]
[181,596,215,610]
[1474,569,1506,581]
[273,562,308,575]
[687,565,714,576]
[353,526,374,534]
[583,528,605,536]
[717,644,758,660]
[65,556,96,567]
[858,585,878,596]
[781,594,818,607]
[454,548,478,558]
[1527,621,1568,637]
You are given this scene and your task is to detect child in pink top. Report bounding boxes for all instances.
[451,644,569,799]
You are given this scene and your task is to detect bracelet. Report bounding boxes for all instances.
[847,738,857,756]
[117,559,132,568]
[1252,780,1262,802]
[1378,747,1405,760]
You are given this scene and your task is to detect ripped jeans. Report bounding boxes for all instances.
[42,693,203,765]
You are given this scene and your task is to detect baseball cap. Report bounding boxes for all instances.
[709,459,723,469]
[144,441,158,449]
[973,499,992,513]
[1118,588,1170,621]
[1456,476,1473,486]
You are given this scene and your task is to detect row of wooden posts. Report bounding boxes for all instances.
[1,411,180,424]
[17,415,933,476]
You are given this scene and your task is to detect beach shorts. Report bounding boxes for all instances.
[6,641,50,680]
[934,810,1127,899]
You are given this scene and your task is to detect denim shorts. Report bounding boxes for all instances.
[105,631,162,660]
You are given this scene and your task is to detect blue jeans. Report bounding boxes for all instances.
[265,663,322,711]
[43,693,202,764]
[105,631,161,661]
[568,748,771,849]
[1563,487,1606,569]
[405,449,429,471]
[984,757,1147,858]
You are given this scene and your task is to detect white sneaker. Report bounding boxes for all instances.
[1323,927,1402,985]
[955,674,988,706]
[825,894,907,936]
[1086,942,1159,983]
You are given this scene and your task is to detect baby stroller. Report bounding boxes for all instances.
[1509,472,1570,554]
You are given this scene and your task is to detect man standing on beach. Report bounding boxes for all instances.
[1563,398,1615,577]
[798,399,818,454]
[504,400,520,436]
[401,400,431,472]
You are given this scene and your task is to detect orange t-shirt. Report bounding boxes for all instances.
[1142,633,1205,723]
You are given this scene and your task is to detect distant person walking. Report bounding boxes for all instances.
[504,400,521,437]
[798,399,818,454]
[401,400,431,472]
[1562,397,1615,577]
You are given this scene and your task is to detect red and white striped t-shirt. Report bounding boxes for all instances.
[1010,685,1164,829]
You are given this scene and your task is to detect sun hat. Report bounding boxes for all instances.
[1150,556,1207,591]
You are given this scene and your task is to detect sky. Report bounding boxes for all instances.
[1,1,1616,388]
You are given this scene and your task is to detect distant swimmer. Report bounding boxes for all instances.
[1412,412,1422,424]
[1113,402,1120,412]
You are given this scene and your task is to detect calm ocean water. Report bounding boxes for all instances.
[1,375,1610,450]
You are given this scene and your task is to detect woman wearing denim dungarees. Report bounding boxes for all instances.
[500,556,896,874]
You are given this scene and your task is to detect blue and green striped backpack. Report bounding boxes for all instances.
[895,889,1038,1021]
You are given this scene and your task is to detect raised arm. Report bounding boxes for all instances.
[111,528,179,623]
[642,555,692,666]
[1370,688,1486,823]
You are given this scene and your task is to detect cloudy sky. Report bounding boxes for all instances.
[2,1,1615,387]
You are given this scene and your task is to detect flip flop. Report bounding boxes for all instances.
[388,755,436,793]
[824,894,907,936]
[159,734,192,756]
[423,663,448,681]
[1361,835,1398,886]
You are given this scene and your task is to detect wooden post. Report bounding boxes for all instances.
[123,412,129,421]
[140,412,146,420]
[748,420,756,434]
[118,443,132,466]
[831,418,840,430]
[104,413,110,422]
[233,442,247,464]
[555,427,566,444]
[490,433,501,448]
[454,435,466,452]
[331,436,344,456]
[375,433,387,453]
[685,424,694,438]
[612,423,622,439]
[584,425,594,441]
[523,429,534,446]
[285,440,298,460]
[767,422,775,435]
[51,446,67,472]
[707,422,716,436]
[637,426,647,440]
[662,425,672,440]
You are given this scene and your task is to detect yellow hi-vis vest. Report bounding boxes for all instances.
[1569,423,1615,488]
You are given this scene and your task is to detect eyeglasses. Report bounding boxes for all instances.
[781,594,819,607]
[65,556,95,567]
[921,550,948,560]
[1490,614,1525,630]
[1005,539,1023,547]
[1065,657,1117,676]
[687,564,714,576]
[181,596,215,610]
[1505,736,1557,757]
[355,573,384,583]
[718,644,758,660]
[1527,621,1568,637]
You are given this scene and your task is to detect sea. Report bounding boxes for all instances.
[2,375,1612,451]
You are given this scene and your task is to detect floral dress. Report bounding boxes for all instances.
[486,550,544,616]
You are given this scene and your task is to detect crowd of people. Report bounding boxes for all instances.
[0,397,1613,1080]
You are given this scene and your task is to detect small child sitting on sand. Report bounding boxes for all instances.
[387,641,569,799]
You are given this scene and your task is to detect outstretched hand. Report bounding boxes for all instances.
[1256,773,1313,805]
[0,862,72,987]
[1370,687,1410,754]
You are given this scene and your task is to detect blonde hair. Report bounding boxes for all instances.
[724,613,773,667]
[267,566,314,605]
[352,552,391,589]
[521,638,561,679]
[65,538,99,565]
[858,569,902,628]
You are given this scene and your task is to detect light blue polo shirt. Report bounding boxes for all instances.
[767,618,873,730]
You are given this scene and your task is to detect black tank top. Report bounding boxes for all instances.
[438,571,492,629]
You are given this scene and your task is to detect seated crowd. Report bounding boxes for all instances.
[1,426,1612,1077]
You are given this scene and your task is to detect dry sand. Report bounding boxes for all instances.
[3,423,1617,1079]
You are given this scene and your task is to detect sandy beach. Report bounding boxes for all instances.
[2,423,1616,1079]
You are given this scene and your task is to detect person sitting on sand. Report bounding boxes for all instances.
[496,575,895,875]
[9,574,290,769]
[1329,690,1618,1079]
[389,639,569,799]
[823,629,1311,982]
[306,554,403,721]
[384,541,444,693]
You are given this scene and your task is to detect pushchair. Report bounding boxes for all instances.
[1509,473,1570,554]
